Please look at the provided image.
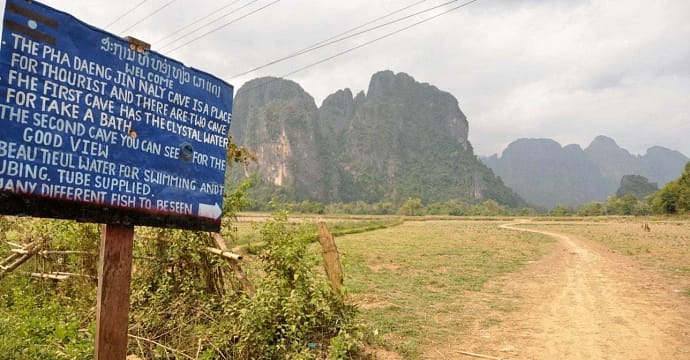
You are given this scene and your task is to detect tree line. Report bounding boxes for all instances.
[242,162,690,217]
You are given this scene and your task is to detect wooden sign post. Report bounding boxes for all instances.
[95,224,135,360]
[93,37,149,360]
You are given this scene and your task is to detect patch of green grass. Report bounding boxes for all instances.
[226,215,402,249]
[0,276,95,359]
[479,316,503,328]
[660,265,690,275]
[489,298,519,312]
[337,220,553,358]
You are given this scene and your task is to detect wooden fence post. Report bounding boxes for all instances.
[317,222,343,297]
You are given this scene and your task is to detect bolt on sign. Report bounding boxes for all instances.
[0,0,234,231]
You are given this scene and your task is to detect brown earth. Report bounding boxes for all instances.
[430,221,690,360]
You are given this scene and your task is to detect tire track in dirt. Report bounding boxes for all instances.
[440,221,690,359]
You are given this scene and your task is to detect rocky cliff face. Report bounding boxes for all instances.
[616,175,658,200]
[333,71,475,203]
[231,77,327,200]
[318,88,356,144]
[229,70,525,207]
[483,136,688,208]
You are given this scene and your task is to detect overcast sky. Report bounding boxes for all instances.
[10,0,690,157]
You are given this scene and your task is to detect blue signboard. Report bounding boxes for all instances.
[0,0,233,231]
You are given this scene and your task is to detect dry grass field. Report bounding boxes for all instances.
[333,220,554,358]
[328,217,690,359]
[526,219,690,279]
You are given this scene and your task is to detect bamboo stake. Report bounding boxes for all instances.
[1,254,33,279]
[39,250,96,256]
[230,259,255,297]
[30,272,70,281]
[25,271,95,280]
[210,233,255,297]
[211,232,228,250]
[1,241,45,279]
[1,241,35,266]
[205,247,242,260]
[1,252,23,267]
[455,350,503,360]
[53,271,97,279]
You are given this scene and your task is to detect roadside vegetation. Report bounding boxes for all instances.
[0,143,374,359]
[0,211,369,359]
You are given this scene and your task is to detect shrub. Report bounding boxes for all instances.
[1,212,361,359]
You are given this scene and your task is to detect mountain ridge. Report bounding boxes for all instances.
[482,136,688,207]
[229,70,526,207]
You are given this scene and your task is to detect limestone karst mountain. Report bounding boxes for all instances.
[482,136,688,208]
[229,70,525,207]
[616,175,658,200]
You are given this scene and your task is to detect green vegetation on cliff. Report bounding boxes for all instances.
[229,71,525,208]
[616,175,658,200]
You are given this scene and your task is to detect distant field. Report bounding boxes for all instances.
[221,212,403,247]
[332,220,554,358]
[525,219,690,277]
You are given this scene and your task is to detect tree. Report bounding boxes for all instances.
[398,198,424,216]
[652,182,681,214]
[577,202,604,216]
[651,162,690,214]
[515,207,536,216]
[620,194,638,215]
[605,195,624,215]
[482,199,505,215]
[550,204,574,216]
[297,200,326,214]
[633,201,651,216]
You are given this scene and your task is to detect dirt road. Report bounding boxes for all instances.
[441,222,690,359]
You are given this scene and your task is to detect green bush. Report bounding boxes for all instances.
[651,162,690,214]
[0,218,97,359]
[0,211,361,359]
[224,211,358,358]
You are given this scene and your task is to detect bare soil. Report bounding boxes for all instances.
[432,221,690,359]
